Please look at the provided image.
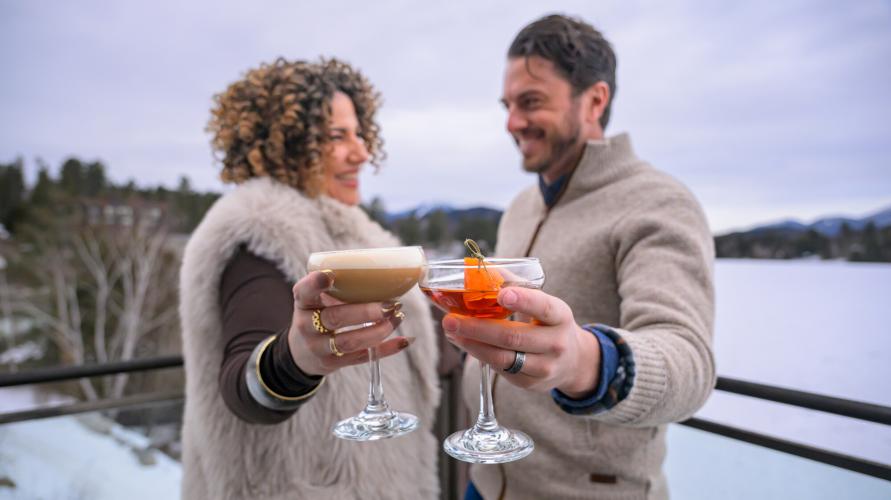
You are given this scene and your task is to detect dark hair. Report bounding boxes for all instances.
[508,14,617,129]
[207,58,384,196]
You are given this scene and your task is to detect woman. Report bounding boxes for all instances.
[179,58,440,499]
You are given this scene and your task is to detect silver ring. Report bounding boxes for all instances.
[504,351,526,374]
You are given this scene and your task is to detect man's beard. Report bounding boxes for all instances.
[521,108,583,175]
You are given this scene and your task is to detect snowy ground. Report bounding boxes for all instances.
[0,411,181,499]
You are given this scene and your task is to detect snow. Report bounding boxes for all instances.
[664,259,891,498]
[697,259,891,464]
[0,414,181,499]
[0,341,43,365]
[666,425,891,500]
[0,387,74,413]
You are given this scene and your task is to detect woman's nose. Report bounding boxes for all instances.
[350,136,370,164]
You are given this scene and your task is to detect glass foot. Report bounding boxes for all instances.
[443,427,534,464]
[332,411,419,441]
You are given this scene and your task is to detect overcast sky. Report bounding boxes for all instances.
[2,0,889,233]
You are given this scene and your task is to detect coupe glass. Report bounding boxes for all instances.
[307,246,425,441]
[419,258,545,463]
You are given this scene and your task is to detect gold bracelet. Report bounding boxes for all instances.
[254,335,325,402]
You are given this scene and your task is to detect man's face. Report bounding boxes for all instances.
[501,56,585,180]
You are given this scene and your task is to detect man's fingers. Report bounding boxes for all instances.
[293,271,335,310]
[442,315,554,354]
[445,336,550,378]
[498,287,568,326]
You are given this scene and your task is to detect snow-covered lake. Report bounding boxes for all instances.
[666,259,891,499]
[1,259,889,498]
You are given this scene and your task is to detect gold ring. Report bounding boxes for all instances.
[329,336,344,357]
[312,309,332,335]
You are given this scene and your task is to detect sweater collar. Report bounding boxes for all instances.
[557,132,641,207]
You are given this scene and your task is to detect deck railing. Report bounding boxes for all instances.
[2,356,889,498]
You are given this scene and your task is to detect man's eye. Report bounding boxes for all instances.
[329,134,345,141]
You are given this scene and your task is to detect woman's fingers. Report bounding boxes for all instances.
[319,301,401,332]
[292,271,335,310]
[324,313,404,355]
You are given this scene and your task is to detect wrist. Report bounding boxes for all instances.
[556,326,601,398]
[288,328,327,376]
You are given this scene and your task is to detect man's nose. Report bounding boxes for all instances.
[506,110,527,135]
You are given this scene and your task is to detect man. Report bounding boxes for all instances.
[442,14,715,499]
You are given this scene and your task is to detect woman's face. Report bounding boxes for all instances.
[322,91,370,206]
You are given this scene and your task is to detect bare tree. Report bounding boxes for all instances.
[12,217,180,401]
[0,254,18,373]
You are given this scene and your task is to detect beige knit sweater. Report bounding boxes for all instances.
[179,178,440,499]
[464,133,716,500]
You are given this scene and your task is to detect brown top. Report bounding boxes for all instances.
[218,246,323,424]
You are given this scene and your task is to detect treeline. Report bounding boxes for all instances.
[715,223,891,262]
[0,157,219,236]
[363,198,502,254]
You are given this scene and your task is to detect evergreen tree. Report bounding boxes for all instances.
[424,209,450,247]
[84,161,107,197]
[862,222,882,262]
[396,215,422,245]
[59,158,86,195]
[0,158,26,232]
[361,196,389,228]
[30,166,53,207]
[456,215,498,254]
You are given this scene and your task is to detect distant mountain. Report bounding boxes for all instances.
[386,202,452,222]
[377,201,891,262]
[734,204,891,238]
[716,203,891,262]
[385,203,502,224]
[865,205,891,228]
[371,203,503,252]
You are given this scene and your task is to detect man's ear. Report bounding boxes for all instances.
[582,81,610,127]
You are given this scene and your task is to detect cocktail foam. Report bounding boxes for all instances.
[308,246,424,270]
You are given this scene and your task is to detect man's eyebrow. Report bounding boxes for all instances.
[499,97,509,108]
[517,90,544,101]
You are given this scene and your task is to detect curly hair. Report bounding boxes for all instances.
[207,58,385,196]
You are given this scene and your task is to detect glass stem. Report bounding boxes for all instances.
[474,363,499,432]
[364,346,392,415]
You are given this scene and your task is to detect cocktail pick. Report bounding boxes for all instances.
[463,239,503,290]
